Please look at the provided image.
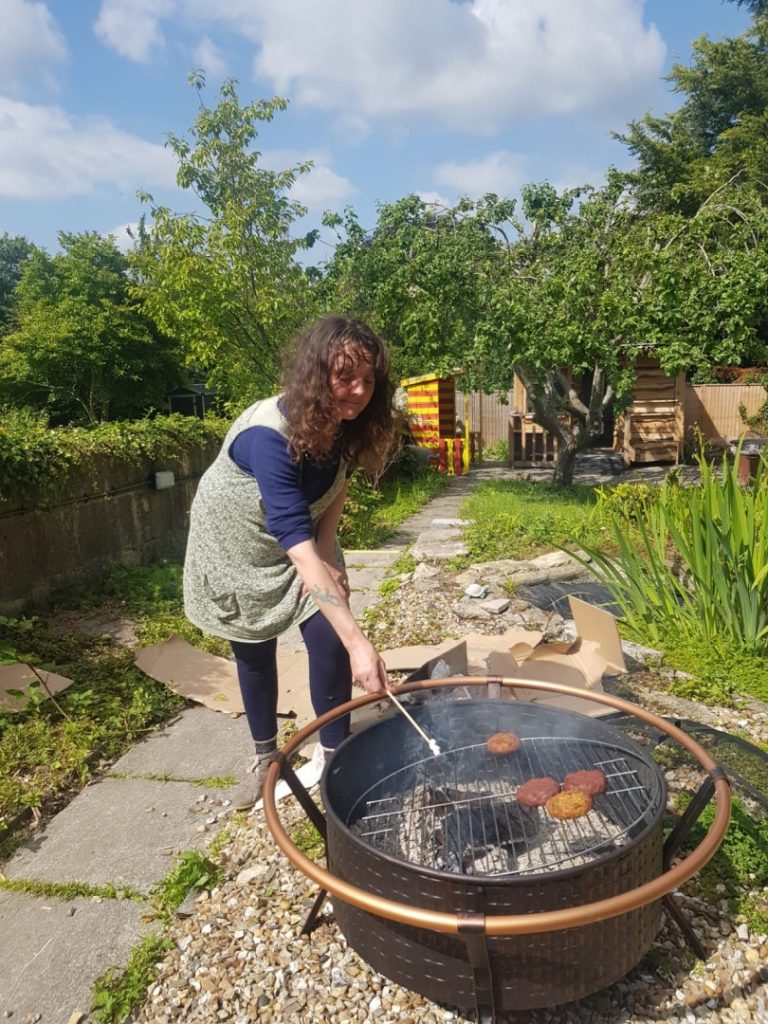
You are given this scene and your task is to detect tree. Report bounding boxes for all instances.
[325,175,768,485]
[616,14,768,214]
[318,194,502,382]
[0,232,182,424]
[134,75,318,404]
[0,233,36,331]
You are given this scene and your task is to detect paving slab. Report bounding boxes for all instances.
[0,889,151,1024]
[106,705,255,779]
[5,778,221,891]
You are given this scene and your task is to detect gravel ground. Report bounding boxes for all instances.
[137,565,768,1024]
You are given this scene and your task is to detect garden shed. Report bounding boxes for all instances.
[167,384,218,419]
[401,373,469,473]
[614,357,686,464]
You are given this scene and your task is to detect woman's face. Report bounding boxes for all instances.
[329,344,376,421]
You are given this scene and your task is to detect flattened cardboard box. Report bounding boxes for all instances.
[383,596,625,718]
[133,597,625,723]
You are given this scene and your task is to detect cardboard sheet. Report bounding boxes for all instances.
[133,635,314,721]
[0,663,74,712]
[569,596,626,674]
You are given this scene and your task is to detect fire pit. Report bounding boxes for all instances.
[264,679,731,1020]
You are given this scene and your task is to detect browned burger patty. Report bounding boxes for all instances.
[545,790,593,820]
[562,769,607,796]
[486,731,521,755]
[516,777,560,807]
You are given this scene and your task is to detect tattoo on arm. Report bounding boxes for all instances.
[310,585,342,607]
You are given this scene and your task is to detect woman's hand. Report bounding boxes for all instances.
[348,636,388,694]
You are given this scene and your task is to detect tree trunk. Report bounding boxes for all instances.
[515,361,615,487]
[552,441,579,486]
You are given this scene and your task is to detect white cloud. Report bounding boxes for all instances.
[0,98,177,199]
[94,0,175,63]
[417,191,454,210]
[170,0,666,132]
[260,148,356,209]
[435,151,529,197]
[0,0,67,91]
[106,221,146,252]
[193,36,227,79]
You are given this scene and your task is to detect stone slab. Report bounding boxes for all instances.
[0,889,151,1024]
[107,706,256,778]
[412,539,468,560]
[344,549,403,568]
[5,778,221,891]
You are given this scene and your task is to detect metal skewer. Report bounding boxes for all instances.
[384,687,441,757]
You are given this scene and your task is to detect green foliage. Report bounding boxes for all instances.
[91,932,173,1024]
[460,479,600,561]
[677,794,768,931]
[338,463,447,549]
[135,77,317,404]
[481,439,509,462]
[575,445,768,658]
[0,232,36,330]
[0,232,182,424]
[0,877,143,901]
[0,412,228,503]
[617,13,768,215]
[290,819,325,859]
[150,850,223,919]
[659,631,768,705]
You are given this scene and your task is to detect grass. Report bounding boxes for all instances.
[91,932,174,1024]
[339,466,448,549]
[457,479,602,563]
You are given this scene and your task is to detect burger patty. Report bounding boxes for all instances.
[562,769,607,796]
[486,731,521,755]
[545,790,593,820]
[516,776,560,807]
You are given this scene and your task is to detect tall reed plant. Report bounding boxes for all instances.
[572,445,768,655]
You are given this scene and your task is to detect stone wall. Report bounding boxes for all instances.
[0,441,220,614]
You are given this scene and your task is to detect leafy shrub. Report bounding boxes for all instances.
[574,444,768,657]
[0,412,229,502]
[481,439,509,462]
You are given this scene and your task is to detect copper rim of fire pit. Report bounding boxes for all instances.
[263,677,731,937]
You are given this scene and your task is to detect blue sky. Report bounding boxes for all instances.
[0,1,752,268]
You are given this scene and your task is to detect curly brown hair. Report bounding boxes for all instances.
[280,316,397,473]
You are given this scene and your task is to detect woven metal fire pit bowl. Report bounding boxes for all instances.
[264,678,731,1019]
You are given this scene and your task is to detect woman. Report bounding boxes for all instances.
[183,316,395,810]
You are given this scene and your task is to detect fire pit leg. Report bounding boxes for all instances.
[270,754,331,936]
[300,887,329,935]
[273,753,328,838]
[661,770,723,960]
[457,912,496,1023]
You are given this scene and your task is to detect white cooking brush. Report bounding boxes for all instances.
[384,687,441,757]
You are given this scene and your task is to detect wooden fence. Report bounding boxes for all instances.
[457,382,767,464]
[456,390,513,446]
[684,384,766,442]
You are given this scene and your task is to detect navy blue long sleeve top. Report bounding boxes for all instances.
[229,426,341,550]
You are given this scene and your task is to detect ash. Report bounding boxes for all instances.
[352,781,629,877]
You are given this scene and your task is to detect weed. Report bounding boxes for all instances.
[290,819,325,859]
[91,932,173,1024]
[150,850,223,920]
[674,794,768,932]
[0,878,144,901]
[108,772,236,788]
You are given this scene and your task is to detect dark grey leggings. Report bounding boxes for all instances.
[230,611,353,748]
